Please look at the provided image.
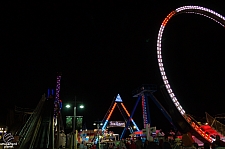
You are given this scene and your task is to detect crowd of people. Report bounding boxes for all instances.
[76,130,225,149]
[85,129,175,149]
[87,137,173,149]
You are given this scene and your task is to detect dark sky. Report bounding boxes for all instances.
[1,1,225,131]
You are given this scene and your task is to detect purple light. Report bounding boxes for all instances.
[175,6,225,27]
[55,75,61,103]
[54,74,62,117]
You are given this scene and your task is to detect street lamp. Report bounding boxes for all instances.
[66,99,84,149]
[93,121,103,149]
[66,104,71,108]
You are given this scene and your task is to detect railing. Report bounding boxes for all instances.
[17,94,46,149]
[31,99,54,149]
[28,115,42,149]
[206,112,225,137]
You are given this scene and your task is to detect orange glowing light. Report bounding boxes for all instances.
[121,103,131,117]
[162,11,176,26]
[106,103,117,120]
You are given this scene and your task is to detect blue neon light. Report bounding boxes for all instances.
[131,119,140,131]
[52,89,54,96]
[48,89,50,98]
[115,94,123,102]
[95,137,98,144]
[102,120,108,131]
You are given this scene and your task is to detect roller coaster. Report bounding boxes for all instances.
[156,5,225,144]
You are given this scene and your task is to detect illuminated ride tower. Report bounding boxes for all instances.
[54,72,63,148]
[131,85,176,132]
[101,94,140,137]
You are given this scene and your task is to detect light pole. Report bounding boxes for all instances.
[73,105,76,149]
[66,97,84,149]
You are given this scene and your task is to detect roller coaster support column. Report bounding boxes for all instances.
[120,95,141,139]
[51,115,54,149]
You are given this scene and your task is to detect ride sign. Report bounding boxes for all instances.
[108,121,125,127]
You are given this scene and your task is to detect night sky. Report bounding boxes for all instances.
[1,1,225,131]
